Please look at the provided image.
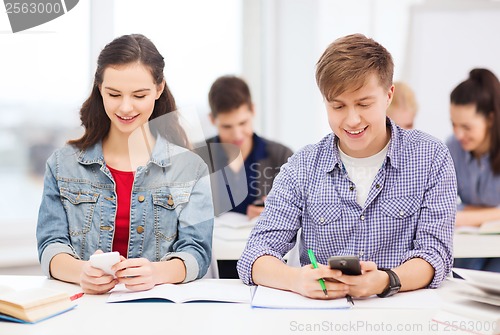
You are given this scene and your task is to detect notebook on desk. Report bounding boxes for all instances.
[250,285,351,309]
[250,285,441,310]
[455,220,500,235]
[108,279,251,304]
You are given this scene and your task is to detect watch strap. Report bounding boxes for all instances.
[377,268,401,298]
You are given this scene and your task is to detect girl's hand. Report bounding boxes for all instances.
[113,257,157,291]
[80,250,118,294]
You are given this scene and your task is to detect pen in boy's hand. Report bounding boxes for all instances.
[307,249,328,297]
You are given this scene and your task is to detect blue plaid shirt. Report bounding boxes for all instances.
[237,120,456,288]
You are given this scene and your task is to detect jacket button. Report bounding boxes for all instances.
[137,226,145,234]
[138,195,145,202]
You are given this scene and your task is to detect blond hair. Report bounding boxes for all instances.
[315,34,394,101]
[388,81,418,116]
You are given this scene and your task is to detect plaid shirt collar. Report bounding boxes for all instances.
[325,117,401,174]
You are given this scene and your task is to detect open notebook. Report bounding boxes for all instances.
[108,279,251,304]
[251,285,351,309]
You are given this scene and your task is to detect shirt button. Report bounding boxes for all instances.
[375,184,381,189]
[319,217,325,223]
[138,195,145,202]
[137,226,145,234]
[349,186,355,191]
[359,251,364,257]
[399,210,405,217]
[360,215,365,221]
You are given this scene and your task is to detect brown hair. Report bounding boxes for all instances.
[315,34,394,101]
[451,68,500,174]
[68,34,189,150]
[208,75,253,117]
[387,81,418,115]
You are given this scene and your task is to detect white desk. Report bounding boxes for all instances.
[0,276,479,335]
[453,233,500,258]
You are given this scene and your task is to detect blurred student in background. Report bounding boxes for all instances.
[386,81,418,129]
[206,75,293,220]
[448,68,500,273]
[203,75,293,279]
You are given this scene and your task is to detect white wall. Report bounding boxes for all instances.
[404,0,500,141]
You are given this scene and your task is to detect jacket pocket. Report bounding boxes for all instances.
[60,188,99,236]
[152,187,191,242]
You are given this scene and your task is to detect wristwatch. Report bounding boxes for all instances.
[377,268,401,298]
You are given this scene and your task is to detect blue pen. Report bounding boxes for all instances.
[307,249,328,296]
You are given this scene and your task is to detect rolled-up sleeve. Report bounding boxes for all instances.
[401,146,456,288]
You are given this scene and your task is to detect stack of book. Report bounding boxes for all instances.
[0,286,76,323]
[433,268,500,335]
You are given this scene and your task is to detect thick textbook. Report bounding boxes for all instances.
[0,287,76,324]
[108,279,251,304]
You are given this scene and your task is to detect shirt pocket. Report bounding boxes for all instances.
[305,202,344,257]
[60,188,100,236]
[378,196,421,246]
[307,202,342,226]
[152,187,191,242]
[380,196,421,219]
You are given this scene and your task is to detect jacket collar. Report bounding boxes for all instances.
[77,135,173,168]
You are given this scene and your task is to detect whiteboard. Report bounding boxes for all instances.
[404,1,500,141]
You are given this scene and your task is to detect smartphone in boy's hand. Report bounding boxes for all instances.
[328,255,362,275]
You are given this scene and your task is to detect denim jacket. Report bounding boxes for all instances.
[36,136,214,282]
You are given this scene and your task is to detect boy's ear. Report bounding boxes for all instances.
[209,113,216,125]
[387,85,395,106]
